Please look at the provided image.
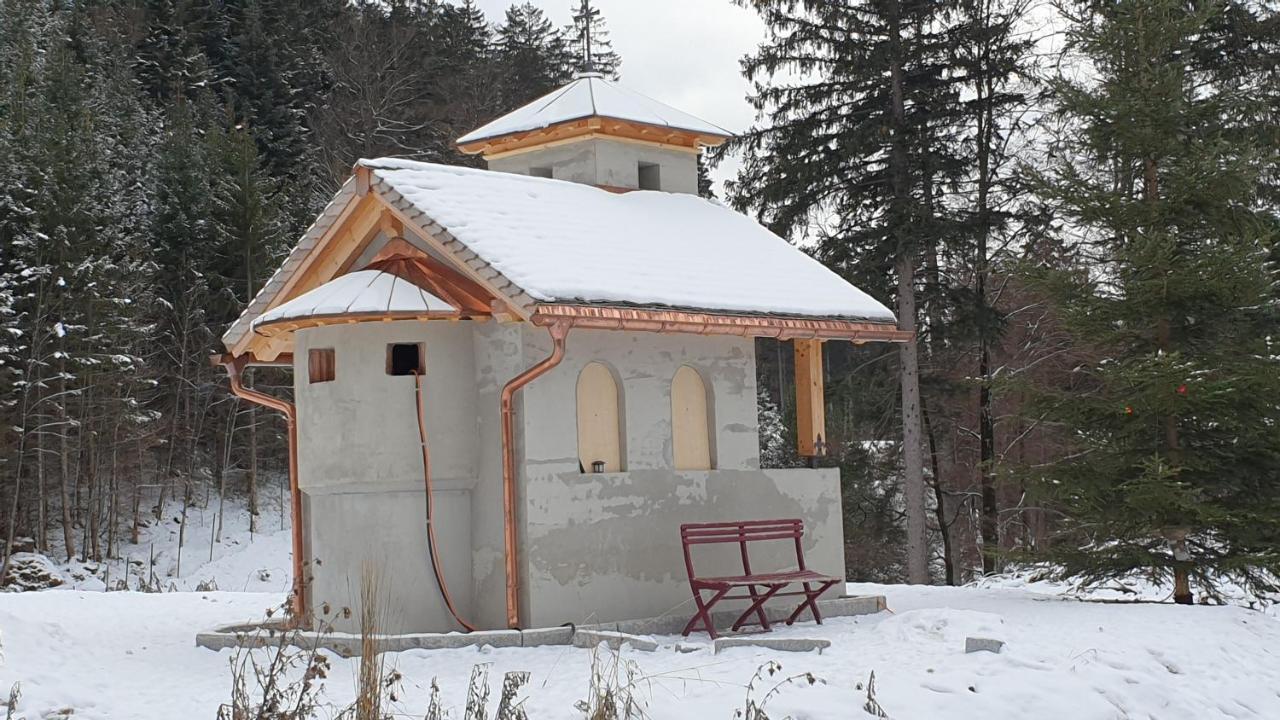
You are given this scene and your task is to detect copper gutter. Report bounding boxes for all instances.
[221,355,307,623]
[499,320,571,628]
[532,304,913,343]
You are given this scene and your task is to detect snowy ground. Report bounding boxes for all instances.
[4,562,1279,718]
[4,501,1280,718]
[50,492,293,595]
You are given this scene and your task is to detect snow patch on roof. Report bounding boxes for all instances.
[361,159,896,322]
[457,74,733,145]
[253,269,456,329]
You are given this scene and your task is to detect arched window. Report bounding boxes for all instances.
[577,362,623,473]
[672,366,713,471]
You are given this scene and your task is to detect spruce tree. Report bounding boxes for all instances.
[0,0,55,564]
[207,119,288,530]
[1026,0,1280,601]
[436,0,503,164]
[495,3,574,108]
[724,0,972,583]
[567,0,620,78]
[946,0,1036,576]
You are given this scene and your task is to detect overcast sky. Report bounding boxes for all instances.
[471,0,767,192]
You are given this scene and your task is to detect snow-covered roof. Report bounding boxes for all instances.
[253,269,457,331]
[359,159,896,322]
[223,159,898,354]
[457,74,733,146]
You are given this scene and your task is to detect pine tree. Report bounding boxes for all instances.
[943,0,1037,577]
[757,386,797,470]
[209,119,288,531]
[724,0,973,584]
[1025,0,1280,601]
[133,0,216,103]
[495,3,574,108]
[148,93,219,494]
[696,154,717,199]
[436,0,503,165]
[567,0,620,78]
[0,0,56,566]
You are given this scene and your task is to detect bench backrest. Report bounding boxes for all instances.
[680,519,808,580]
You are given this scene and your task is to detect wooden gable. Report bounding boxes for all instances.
[234,168,516,362]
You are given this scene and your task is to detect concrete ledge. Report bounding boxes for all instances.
[713,637,830,655]
[599,593,886,637]
[195,594,886,656]
[573,630,659,652]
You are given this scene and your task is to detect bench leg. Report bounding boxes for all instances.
[785,580,838,626]
[740,583,771,632]
[732,583,785,632]
[683,586,730,639]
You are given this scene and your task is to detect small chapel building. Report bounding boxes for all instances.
[219,73,908,635]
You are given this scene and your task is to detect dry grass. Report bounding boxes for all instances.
[343,563,401,720]
[734,661,825,720]
[216,603,330,720]
[858,671,889,718]
[574,644,647,720]
[5,683,20,720]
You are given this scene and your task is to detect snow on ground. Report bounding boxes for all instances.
[42,492,293,595]
[3,569,1280,719]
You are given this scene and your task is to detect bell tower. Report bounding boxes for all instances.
[456,74,732,194]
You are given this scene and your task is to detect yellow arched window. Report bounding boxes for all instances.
[672,366,713,471]
[577,362,623,472]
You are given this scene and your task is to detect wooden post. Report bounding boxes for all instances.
[794,339,826,457]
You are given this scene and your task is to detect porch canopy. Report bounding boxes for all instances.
[251,258,488,341]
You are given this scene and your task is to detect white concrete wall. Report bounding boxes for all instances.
[519,467,845,629]
[295,320,481,634]
[468,321,525,629]
[513,326,845,628]
[487,138,699,194]
[292,320,845,634]
[519,327,760,475]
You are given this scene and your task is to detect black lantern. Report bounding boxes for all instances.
[591,460,606,473]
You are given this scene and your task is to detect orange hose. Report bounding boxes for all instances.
[413,370,476,632]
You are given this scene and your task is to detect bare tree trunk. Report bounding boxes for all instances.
[216,406,234,544]
[922,401,957,585]
[897,254,929,584]
[177,479,189,577]
[57,367,76,561]
[889,0,929,584]
[1143,155,1190,605]
[1,438,27,579]
[131,483,141,545]
[107,437,119,560]
[248,399,259,535]
[34,426,46,552]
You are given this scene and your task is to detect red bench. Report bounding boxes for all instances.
[680,519,840,638]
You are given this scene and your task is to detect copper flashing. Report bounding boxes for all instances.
[499,320,571,629]
[458,116,726,158]
[250,254,499,343]
[252,310,476,338]
[365,255,497,316]
[531,304,912,343]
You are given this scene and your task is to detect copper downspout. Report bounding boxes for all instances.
[223,357,307,623]
[500,320,571,629]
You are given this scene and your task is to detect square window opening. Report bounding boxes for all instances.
[309,348,335,384]
[386,343,425,376]
[638,162,661,191]
[529,166,553,178]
